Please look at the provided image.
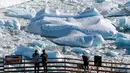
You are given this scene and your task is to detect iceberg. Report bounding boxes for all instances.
[0,19,20,30]
[28,8,117,39]
[5,8,36,19]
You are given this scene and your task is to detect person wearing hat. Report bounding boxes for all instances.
[32,50,40,73]
[40,49,48,73]
[82,53,89,72]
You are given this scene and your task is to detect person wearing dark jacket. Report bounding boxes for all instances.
[82,53,89,71]
[32,50,40,73]
[40,49,48,73]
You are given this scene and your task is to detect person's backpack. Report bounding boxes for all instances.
[33,53,39,63]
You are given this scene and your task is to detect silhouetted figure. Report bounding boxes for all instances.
[82,53,89,71]
[40,49,48,73]
[32,50,40,73]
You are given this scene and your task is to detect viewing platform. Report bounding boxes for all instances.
[0,57,129,73]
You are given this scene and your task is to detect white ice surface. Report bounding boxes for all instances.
[0,0,30,8]
[5,7,36,19]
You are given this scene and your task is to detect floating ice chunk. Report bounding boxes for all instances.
[119,18,130,29]
[76,8,101,18]
[92,34,105,46]
[114,33,126,39]
[43,8,61,16]
[71,47,90,54]
[116,37,130,46]
[82,19,117,38]
[28,42,43,48]
[113,17,130,31]
[5,8,36,19]
[53,35,93,47]
[15,45,35,58]
[0,19,20,30]
[94,1,118,15]
[106,8,129,17]
[96,0,105,3]
[53,31,104,47]
[124,1,130,12]
[48,50,63,58]
[15,45,62,59]
[105,51,118,57]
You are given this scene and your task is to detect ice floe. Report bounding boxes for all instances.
[0,19,20,29]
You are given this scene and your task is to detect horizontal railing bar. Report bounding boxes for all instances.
[4,69,84,72]
[4,65,79,69]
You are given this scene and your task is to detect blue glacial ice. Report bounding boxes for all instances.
[0,19,20,29]
[71,47,90,54]
[28,8,117,39]
[105,51,118,57]
[124,1,130,12]
[116,37,130,46]
[53,31,104,47]
[118,17,130,30]
[15,45,62,59]
[96,0,105,3]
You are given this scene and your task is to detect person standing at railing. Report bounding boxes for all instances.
[40,49,48,73]
[32,50,40,73]
[82,53,89,72]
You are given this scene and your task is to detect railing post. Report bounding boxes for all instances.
[24,59,25,73]
[3,58,4,73]
[111,62,112,72]
[97,66,99,73]
[64,58,66,72]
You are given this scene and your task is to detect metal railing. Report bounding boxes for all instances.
[0,58,129,73]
